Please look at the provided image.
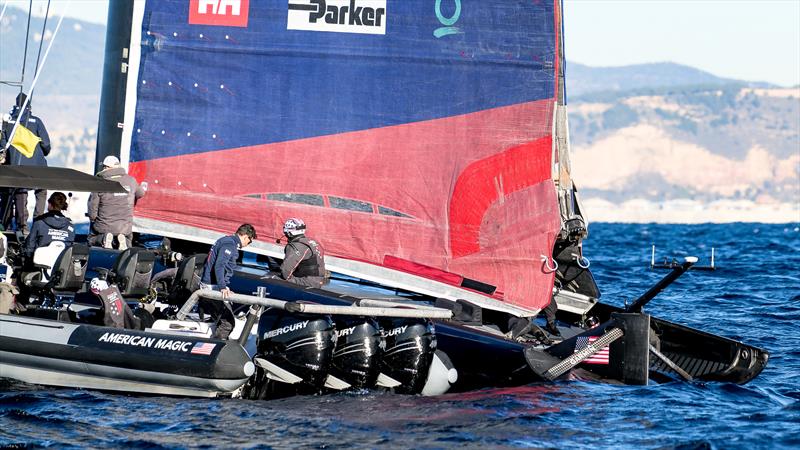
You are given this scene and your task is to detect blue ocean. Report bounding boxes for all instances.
[1,223,798,449]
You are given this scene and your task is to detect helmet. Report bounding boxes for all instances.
[283,218,306,237]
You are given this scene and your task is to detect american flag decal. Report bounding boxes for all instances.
[190,342,217,355]
[574,336,610,365]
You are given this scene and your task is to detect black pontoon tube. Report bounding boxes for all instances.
[626,257,697,313]
[177,289,454,322]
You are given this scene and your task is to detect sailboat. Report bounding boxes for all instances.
[0,0,767,397]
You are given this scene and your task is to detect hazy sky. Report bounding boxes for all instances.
[5,0,799,87]
[564,0,800,87]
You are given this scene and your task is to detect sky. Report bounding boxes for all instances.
[3,0,799,87]
[564,0,800,87]
[2,0,108,25]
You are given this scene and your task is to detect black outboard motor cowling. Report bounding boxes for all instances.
[243,309,335,400]
[378,318,436,395]
[330,317,382,389]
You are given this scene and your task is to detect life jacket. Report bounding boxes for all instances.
[290,236,326,278]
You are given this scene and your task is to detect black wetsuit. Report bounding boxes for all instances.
[280,235,326,288]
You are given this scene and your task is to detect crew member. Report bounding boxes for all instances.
[280,218,326,288]
[23,191,74,259]
[0,93,51,234]
[87,155,146,250]
[199,223,257,339]
[541,298,561,337]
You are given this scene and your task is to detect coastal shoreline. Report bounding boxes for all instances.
[582,198,800,224]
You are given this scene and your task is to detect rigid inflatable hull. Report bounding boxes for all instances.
[0,315,253,397]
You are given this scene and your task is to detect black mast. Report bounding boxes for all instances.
[95,0,135,173]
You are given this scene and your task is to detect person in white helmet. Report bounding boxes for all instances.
[87,155,146,250]
[280,218,326,288]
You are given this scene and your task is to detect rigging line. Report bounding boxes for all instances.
[3,0,71,152]
[32,0,51,82]
[19,0,34,90]
[0,0,9,26]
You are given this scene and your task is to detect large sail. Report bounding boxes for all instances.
[117,0,565,313]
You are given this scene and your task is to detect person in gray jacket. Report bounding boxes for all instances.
[87,156,146,250]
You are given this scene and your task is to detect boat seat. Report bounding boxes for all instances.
[110,248,157,298]
[0,232,11,283]
[32,241,66,282]
[167,253,205,306]
[30,244,89,293]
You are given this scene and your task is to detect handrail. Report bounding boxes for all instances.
[357,298,448,311]
[177,289,453,321]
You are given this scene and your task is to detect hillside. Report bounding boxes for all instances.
[0,6,105,97]
[0,8,796,223]
[566,80,799,223]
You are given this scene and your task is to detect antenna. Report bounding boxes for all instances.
[650,245,656,269]
[650,245,716,271]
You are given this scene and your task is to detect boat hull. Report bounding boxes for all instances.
[0,314,254,397]
[570,302,769,384]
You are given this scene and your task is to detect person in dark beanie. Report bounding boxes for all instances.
[0,93,51,234]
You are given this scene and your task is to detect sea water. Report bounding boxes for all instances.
[1,223,798,449]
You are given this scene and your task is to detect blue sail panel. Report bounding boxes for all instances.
[131,0,556,162]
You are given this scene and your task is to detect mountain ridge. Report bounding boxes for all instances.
[566,61,775,98]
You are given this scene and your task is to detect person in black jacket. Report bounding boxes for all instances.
[23,192,74,259]
[280,218,326,288]
[199,223,257,339]
[0,93,51,233]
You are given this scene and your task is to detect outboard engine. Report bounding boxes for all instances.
[421,350,459,396]
[243,309,335,400]
[377,318,436,394]
[326,317,383,391]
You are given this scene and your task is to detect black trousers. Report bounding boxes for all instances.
[14,189,47,231]
[542,298,558,326]
[0,189,13,230]
[199,297,235,340]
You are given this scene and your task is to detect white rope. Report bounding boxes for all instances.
[0,0,9,25]
[572,252,590,269]
[540,255,558,273]
[3,0,71,152]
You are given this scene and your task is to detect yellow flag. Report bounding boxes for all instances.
[10,124,42,158]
